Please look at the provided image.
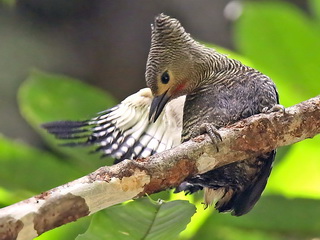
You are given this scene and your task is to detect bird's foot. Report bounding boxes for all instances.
[262,104,286,114]
[174,181,202,194]
[200,123,222,152]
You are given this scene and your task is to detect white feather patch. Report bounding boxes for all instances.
[85,88,185,161]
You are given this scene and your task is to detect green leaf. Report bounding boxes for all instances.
[36,216,91,240]
[19,70,116,122]
[178,198,213,240]
[0,187,22,207]
[0,0,15,7]
[18,70,117,171]
[0,135,82,201]
[267,136,320,198]
[77,198,196,240]
[193,195,320,240]
[234,1,320,106]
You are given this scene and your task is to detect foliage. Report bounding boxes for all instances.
[77,198,196,240]
[0,0,15,7]
[0,1,320,239]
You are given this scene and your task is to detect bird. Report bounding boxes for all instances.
[42,14,279,216]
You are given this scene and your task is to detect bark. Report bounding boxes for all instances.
[0,95,319,240]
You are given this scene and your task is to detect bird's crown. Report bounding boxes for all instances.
[150,13,194,47]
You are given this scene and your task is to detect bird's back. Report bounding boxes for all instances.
[182,60,278,141]
[178,61,279,216]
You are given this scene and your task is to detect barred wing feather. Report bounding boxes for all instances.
[42,88,185,163]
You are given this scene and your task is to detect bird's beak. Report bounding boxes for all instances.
[149,90,171,123]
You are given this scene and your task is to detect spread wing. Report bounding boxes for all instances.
[42,88,185,163]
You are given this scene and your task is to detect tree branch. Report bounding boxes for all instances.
[1,96,319,240]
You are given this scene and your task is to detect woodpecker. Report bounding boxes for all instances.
[145,14,279,216]
[43,14,279,216]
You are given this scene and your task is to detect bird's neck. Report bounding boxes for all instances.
[191,46,230,88]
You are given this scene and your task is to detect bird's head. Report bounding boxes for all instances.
[146,14,203,122]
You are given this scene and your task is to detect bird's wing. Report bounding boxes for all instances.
[42,88,184,162]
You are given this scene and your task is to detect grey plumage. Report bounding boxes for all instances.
[147,14,279,216]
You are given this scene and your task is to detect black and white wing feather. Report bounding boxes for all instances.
[42,88,185,163]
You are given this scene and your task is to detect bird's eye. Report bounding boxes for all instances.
[161,71,170,84]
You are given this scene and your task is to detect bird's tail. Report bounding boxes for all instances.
[176,150,275,216]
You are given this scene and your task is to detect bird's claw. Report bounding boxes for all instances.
[262,104,286,114]
[200,123,222,152]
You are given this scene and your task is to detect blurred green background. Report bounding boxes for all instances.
[0,0,320,239]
